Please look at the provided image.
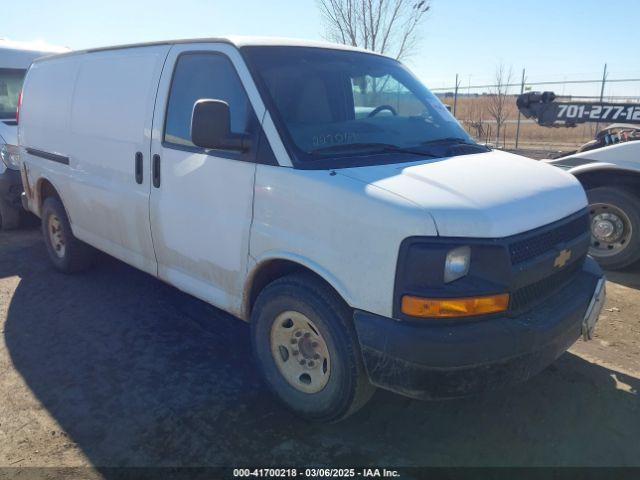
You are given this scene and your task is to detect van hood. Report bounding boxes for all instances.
[338,149,587,238]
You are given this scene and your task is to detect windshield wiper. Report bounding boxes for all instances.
[420,137,472,145]
[420,137,491,151]
[309,142,439,157]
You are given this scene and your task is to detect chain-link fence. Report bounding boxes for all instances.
[430,65,640,153]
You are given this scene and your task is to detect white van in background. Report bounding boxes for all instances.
[0,39,68,229]
[18,37,605,421]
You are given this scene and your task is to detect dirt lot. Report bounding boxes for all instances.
[0,226,639,472]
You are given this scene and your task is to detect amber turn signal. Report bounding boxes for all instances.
[401,293,510,318]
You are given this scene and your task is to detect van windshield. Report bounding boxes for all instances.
[0,69,26,120]
[242,46,478,168]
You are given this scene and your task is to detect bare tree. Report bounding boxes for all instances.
[486,63,513,146]
[317,0,431,60]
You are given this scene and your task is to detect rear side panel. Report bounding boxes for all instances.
[19,46,171,275]
[19,56,79,158]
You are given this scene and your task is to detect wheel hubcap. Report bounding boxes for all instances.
[48,215,66,258]
[593,219,615,240]
[589,203,632,258]
[270,311,331,394]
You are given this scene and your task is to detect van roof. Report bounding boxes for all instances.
[31,36,385,63]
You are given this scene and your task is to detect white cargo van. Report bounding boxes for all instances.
[0,39,68,229]
[18,37,605,421]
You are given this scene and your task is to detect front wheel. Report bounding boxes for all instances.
[587,186,640,270]
[250,273,375,422]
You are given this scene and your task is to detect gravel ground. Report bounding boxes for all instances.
[0,227,639,473]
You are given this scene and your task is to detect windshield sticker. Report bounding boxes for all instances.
[313,132,359,147]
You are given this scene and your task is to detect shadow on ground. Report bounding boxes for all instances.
[2,230,639,469]
[605,263,640,290]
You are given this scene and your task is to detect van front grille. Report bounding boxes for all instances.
[508,213,589,265]
[510,258,584,313]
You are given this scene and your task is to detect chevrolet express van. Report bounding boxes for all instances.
[0,39,68,229]
[18,37,605,421]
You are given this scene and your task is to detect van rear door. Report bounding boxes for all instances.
[149,43,265,315]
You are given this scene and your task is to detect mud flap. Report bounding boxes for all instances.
[582,277,605,341]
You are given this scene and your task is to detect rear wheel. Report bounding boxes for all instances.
[587,186,640,270]
[251,273,375,422]
[41,196,97,273]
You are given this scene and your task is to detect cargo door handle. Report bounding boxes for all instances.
[152,154,161,188]
[135,152,143,184]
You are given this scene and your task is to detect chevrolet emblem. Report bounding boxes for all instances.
[554,249,572,268]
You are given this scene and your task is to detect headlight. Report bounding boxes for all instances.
[0,144,20,170]
[394,238,510,320]
[444,246,470,283]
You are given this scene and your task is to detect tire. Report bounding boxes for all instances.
[251,273,375,422]
[41,196,97,273]
[0,198,20,230]
[586,186,640,270]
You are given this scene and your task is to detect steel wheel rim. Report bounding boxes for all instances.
[589,202,632,258]
[48,215,66,259]
[270,311,331,394]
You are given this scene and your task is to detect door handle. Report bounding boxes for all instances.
[135,152,143,184]
[152,154,161,188]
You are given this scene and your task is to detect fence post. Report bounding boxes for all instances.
[515,68,526,149]
[503,123,507,149]
[595,63,608,132]
[453,73,460,117]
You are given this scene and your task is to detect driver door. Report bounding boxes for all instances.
[149,44,262,315]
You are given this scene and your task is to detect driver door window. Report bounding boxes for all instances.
[164,52,257,159]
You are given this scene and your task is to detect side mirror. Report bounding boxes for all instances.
[190,99,251,151]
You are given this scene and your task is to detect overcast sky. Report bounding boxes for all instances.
[4,0,640,97]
